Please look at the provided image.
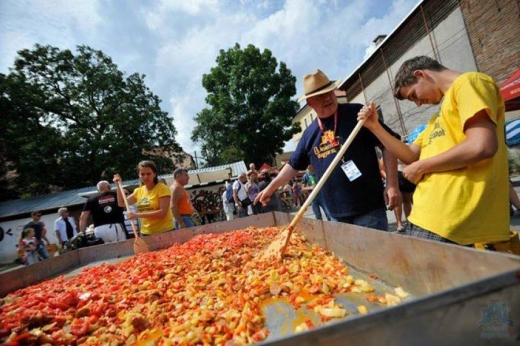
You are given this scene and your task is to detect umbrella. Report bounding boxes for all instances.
[501,67,520,112]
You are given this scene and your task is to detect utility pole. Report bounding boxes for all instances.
[193,151,199,169]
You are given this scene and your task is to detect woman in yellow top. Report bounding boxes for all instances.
[114,161,174,235]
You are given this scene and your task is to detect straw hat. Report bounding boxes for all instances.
[297,69,341,102]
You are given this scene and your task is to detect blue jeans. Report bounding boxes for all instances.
[36,241,49,259]
[312,193,332,221]
[238,207,248,218]
[331,207,388,231]
[175,216,196,230]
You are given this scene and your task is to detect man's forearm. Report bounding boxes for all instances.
[79,213,88,232]
[382,148,399,187]
[413,119,498,175]
[371,126,418,164]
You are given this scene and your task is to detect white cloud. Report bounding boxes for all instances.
[158,0,219,15]
[0,0,421,157]
[38,0,102,32]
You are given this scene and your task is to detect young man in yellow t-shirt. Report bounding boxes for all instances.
[358,55,509,246]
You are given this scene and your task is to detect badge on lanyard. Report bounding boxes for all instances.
[341,160,362,181]
[317,112,338,146]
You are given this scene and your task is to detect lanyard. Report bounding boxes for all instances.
[316,111,338,145]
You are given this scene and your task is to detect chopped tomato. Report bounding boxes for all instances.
[70,317,90,336]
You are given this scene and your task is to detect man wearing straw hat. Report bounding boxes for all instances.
[255,69,400,231]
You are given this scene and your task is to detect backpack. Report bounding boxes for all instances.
[225,182,240,203]
[61,233,104,253]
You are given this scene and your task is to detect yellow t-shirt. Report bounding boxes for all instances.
[133,183,174,235]
[409,72,509,245]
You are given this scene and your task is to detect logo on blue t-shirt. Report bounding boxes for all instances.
[314,130,340,159]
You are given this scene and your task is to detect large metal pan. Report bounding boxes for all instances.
[1,212,519,345]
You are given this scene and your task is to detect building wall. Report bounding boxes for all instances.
[290,0,520,147]
[0,212,79,263]
[460,0,520,83]
[292,106,314,145]
[292,3,480,140]
[389,7,477,135]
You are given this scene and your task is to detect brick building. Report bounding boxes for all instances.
[292,0,520,143]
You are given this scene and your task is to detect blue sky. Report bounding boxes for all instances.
[0,0,421,154]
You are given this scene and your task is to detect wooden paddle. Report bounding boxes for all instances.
[116,181,149,255]
[260,118,367,260]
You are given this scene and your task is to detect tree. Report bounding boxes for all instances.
[192,43,300,167]
[0,44,182,199]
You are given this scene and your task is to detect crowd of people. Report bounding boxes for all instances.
[18,55,520,265]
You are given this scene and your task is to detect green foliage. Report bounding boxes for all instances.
[192,43,300,167]
[0,44,181,200]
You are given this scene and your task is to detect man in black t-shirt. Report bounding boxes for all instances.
[256,70,400,231]
[79,180,127,243]
[23,211,50,260]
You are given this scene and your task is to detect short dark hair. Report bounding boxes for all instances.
[173,168,188,179]
[137,160,159,184]
[31,211,43,216]
[393,56,447,99]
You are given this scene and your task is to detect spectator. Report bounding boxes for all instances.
[246,172,261,215]
[247,163,259,177]
[394,160,416,232]
[222,182,235,221]
[170,168,196,229]
[234,173,251,218]
[54,207,78,247]
[20,227,38,265]
[292,178,303,209]
[23,211,51,260]
[114,160,174,235]
[258,169,282,213]
[358,55,509,245]
[509,181,520,217]
[302,165,332,221]
[79,180,127,243]
[256,69,400,231]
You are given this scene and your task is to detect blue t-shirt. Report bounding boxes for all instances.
[289,103,392,218]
